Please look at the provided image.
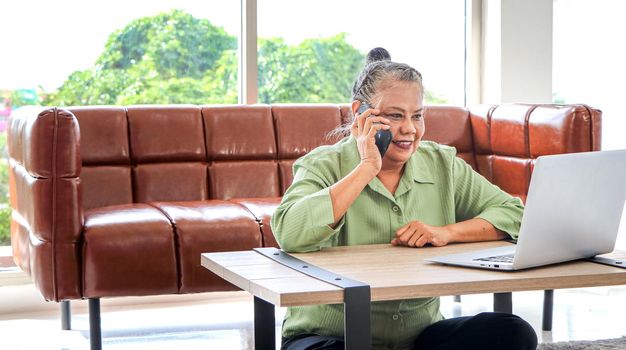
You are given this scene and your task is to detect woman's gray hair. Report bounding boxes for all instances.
[327,50,424,139]
[351,60,423,103]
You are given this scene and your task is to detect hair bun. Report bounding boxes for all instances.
[366,47,391,64]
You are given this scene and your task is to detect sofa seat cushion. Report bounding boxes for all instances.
[232,197,282,248]
[83,204,178,298]
[151,200,262,293]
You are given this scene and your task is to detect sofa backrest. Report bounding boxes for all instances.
[469,104,601,202]
[423,104,601,202]
[69,103,601,209]
[71,104,344,209]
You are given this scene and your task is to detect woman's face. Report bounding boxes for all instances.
[371,80,425,167]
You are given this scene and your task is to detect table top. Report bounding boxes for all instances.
[201,241,626,307]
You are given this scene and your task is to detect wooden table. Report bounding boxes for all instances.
[201,241,626,350]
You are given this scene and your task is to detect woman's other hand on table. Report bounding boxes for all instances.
[392,220,452,248]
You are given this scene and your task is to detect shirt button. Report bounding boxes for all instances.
[392,206,399,212]
[392,314,399,320]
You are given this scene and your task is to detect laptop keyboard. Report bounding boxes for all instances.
[474,254,515,263]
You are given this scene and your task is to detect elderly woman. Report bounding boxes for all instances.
[271,48,537,350]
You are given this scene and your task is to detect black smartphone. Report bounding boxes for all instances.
[357,102,393,157]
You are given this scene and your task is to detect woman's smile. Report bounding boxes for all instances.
[391,140,413,151]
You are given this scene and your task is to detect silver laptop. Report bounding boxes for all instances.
[427,149,626,271]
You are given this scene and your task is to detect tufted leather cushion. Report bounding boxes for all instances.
[8,107,80,179]
[151,201,262,293]
[127,106,205,163]
[134,163,208,202]
[203,105,281,200]
[81,166,133,209]
[9,160,82,243]
[279,159,297,195]
[423,106,477,170]
[82,204,178,297]
[528,105,601,156]
[273,104,343,158]
[232,198,283,248]
[203,105,276,160]
[70,106,130,165]
[209,161,280,200]
[273,105,343,195]
[71,107,133,210]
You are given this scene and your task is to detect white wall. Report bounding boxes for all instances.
[481,0,552,104]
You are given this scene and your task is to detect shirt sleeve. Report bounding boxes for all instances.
[453,156,525,239]
[270,161,345,253]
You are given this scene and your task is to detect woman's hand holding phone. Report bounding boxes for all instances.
[351,102,390,174]
[326,103,391,227]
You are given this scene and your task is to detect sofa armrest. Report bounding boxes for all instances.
[8,107,84,301]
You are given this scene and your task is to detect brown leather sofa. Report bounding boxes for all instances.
[8,103,600,349]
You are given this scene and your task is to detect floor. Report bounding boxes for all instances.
[0,283,625,349]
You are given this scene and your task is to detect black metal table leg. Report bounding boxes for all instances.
[89,298,102,350]
[542,289,554,331]
[61,300,71,330]
[254,296,275,350]
[253,248,372,350]
[344,286,371,350]
[493,292,512,313]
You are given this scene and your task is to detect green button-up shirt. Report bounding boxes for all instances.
[271,136,524,350]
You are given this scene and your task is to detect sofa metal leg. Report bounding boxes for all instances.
[542,289,554,331]
[61,300,71,330]
[89,298,102,350]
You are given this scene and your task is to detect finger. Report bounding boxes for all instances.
[415,235,430,248]
[406,232,420,247]
[361,113,377,135]
[409,226,429,246]
[395,224,409,237]
[366,123,390,139]
[396,224,410,241]
[408,231,425,247]
[356,106,380,118]
[396,220,416,237]
[398,229,414,245]
[355,107,373,132]
[356,108,383,132]
[355,108,373,119]
[362,115,390,131]
[367,116,390,125]
[393,237,409,247]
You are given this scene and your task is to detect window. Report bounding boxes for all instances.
[553,0,626,151]
[0,0,241,247]
[257,0,466,105]
[1,1,240,106]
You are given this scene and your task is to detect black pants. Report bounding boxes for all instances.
[282,312,537,350]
